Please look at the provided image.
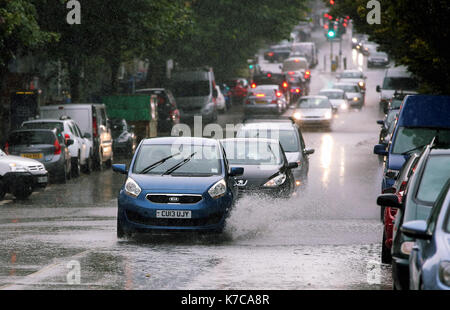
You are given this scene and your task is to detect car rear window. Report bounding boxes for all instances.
[237,129,299,152]
[22,122,64,132]
[8,131,55,146]
[416,155,450,204]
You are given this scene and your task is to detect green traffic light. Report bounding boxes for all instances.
[327,30,335,38]
[249,65,254,69]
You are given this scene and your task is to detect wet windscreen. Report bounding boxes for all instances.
[21,122,64,132]
[416,155,450,203]
[283,60,307,71]
[392,128,450,154]
[333,84,359,93]
[297,98,330,109]
[222,140,283,165]
[171,80,210,98]
[318,91,344,99]
[237,129,299,152]
[382,77,418,90]
[8,131,55,145]
[133,144,222,176]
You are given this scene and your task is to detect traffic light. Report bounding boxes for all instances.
[249,64,254,69]
[327,29,336,39]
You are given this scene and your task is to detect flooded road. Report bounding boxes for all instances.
[0,28,392,290]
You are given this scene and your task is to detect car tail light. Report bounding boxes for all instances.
[268,52,274,57]
[276,91,282,98]
[54,139,62,155]
[389,208,398,217]
[64,133,70,143]
[251,83,256,88]
[4,142,9,154]
[93,117,98,138]
[288,71,295,75]
[282,82,288,88]
[267,73,272,78]
[295,88,301,93]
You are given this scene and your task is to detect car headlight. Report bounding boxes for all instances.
[352,38,357,43]
[400,241,414,255]
[9,163,27,172]
[293,112,302,120]
[324,111,332,119]
[208,179,227,199]
[439,261,450,286]
[341,102,348,110]
[124,177,141,198]
[263,173,286,187]
[353,97,359,102]
[358,81,365,88]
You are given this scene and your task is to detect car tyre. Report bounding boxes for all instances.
[83,155,92,174]
[13,184,33,200]
[94,149,103,171]
[381,230,392,264]
[71,156,81,178]
[0,181,6,200]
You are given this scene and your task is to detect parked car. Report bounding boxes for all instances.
[377,144,450,290]
[112,137,244,237]
[403,179,450,290]
[244,85,286,116]
[221,138,298,198]
[332,82,365,109]
[236,120,314,186]
[110,118,137,156]
[0,148,48,200]
[40,104,113,171]
[318,89,349,112]
[135,88,180,133]
[21,117,91,176]
[291,96,334,130]
[5,129,72,183]
[336,70,367,90]
[374,95,450,190]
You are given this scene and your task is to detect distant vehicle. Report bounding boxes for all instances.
[287,74,309,103]
[135,88,180,133]
[291,96,334,130]
[404,179,450,290]
[5,129,72,183]
[40,104,113,171]
[332,82,365,109]
[21,118,91,176]
[376,67,418,112]
[281,57,309,76]
[377,143,450,290]
[368,51,389,68]
[264,45,291,63]
[221,138,298,198]
[0,148,48,200]
[380,152,421,264]
[236,120,314,186]
[112,137,243,237]
[336,70,367,90]
[110,119,137,156]
[318,89,349,112]
[291,42,318,67]
[374,95,450,190]
[244,85,286,116]
[223,78,249,105]
[252,72,290,101]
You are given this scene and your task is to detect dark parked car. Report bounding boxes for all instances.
[111,119,137,156]
[6,129,72,183]
[221,138,298,198]
[135,88,180,133]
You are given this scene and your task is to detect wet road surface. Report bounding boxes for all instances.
[0,27,392,290]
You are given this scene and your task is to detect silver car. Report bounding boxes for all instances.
[332,82,365,108]
[291,96,334,129]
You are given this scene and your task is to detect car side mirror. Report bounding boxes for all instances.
[304,148,315,156]
[385,170,399,180]
[377,120,384,125]
[401,220,431,240]
[229,167,244,177]
[373,144,388,156]
[112,164,128,175]
[287,162,299,169]
[376,85,381,93]
[376,193,403,210]
[66,139,74,146]
[83,133,91,139]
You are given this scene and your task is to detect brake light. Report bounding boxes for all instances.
[64,133,70,143]
[54,139,61,155]
[288,71,295,75]
[267,73,272,78]
[282,82,288,88]
[268,52,274,57]
[4,142,9,154]
[251,83,257,88]
[93,117,98,138]
[294,59,300,63]
[276,91,282,98]
[295,88,301,93]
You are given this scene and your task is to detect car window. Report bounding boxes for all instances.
[319,91,344,99]
[392,128,450,154]
[74,124,83,138]
[22,122,64,132]
[69,123,79,137]
[8,131,55,145]
[382,77,418,90]
[297,98,330,109]
[237,129,300,152]
[341,71,363,78]
[222,140,283,166]
[416,155,450,204]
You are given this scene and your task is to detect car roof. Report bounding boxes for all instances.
[333,82,359,86]
[299,95,329,100]
[342,69,362,74]
[254,85,278,89]
[398,95,450,128]
[23,119,70,124]
[221,138,280,144]
[319,88,344,93]
[141,137,219,146]
[10,128,58,134]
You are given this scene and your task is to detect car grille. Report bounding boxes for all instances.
[125,210,223,227]
[146,194,203,204]
[28,165,45,172]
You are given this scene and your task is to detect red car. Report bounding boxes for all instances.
[381,152,420,264]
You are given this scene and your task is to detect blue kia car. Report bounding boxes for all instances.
[402,179,450,290]
[112,137,243,237]
[374,95,450,190]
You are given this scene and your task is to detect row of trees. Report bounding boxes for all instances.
[326,0,450,94]
[1,0,309,102]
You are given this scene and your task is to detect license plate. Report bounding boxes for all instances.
[37,176,48,183]
[21,153,43,159]
[156,210,192,219]
[255,101,267,104]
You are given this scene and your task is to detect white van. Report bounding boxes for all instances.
[282,57,309,74]
[376,67,418,111]
[39,104,113,170]
[291,42,318,67]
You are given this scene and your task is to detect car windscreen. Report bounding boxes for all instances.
[171,80,210,98]
[319,91,344,99]
[341,72,363,79]
[333,85,359,93]
[254,75,284,85]
[222,140,283,166]
[297,98,330,109]
[133,144,222,176]
[22,122,64,132]
[392,127,450,154]
[283,61,307,71]
[8,131,55,146]
[382,77,418,90]
[237,129,299,152]
[416,155,450,204]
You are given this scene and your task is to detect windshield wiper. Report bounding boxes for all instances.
[139,152,181,174]
[161,152,197,176]
[401,144,429,155]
